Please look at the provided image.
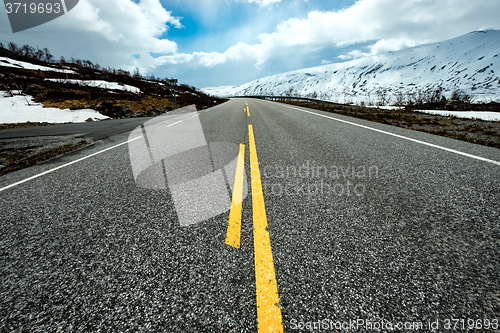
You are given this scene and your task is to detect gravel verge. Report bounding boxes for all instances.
[0,135,91,176]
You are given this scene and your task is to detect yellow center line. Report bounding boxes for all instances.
[248,124,283,333]
[225,143,246,248]
[245,101,250,116]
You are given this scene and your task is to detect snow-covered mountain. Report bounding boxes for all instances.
[202,30,500,104]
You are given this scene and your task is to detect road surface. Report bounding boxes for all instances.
[0,117,155,141]
[1,99,499,332]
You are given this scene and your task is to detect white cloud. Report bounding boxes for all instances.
[2,0,499,87]
[58,0,183,74]
[257,0,500,53]
[236,0,282,6]
[368,38,424,55]
[160,0,500,72]
[63,0,181,53]
[338,50,370,61]
[156,42,260,67]
[0,0,182,74]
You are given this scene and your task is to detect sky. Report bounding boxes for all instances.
[1,0,500,88]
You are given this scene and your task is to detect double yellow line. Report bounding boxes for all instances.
[225,102,283,333]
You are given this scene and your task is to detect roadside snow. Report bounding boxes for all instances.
[365,105,500,121]
[0,57,75,73]
[46,79,141,94]
[417,110,500,121]
[0,91,109,123]
[367,105,403,110]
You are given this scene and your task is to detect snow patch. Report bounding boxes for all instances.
[418,110,500,121]
[0,57,75,73]
[46,79,141,94]
[0,91,109,124]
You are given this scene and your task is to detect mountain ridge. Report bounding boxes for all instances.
[202,30,500,104]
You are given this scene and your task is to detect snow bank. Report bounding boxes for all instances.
[46,79,141,94]
[417,110,500,121]
[0,91,109,124]
[0,57,75,73]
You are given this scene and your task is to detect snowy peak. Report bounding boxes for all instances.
[203,30,500,103]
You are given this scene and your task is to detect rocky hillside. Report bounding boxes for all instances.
[0,42,226,120]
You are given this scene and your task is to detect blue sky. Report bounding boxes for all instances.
[162,0,356,53]
[1,0,500,88]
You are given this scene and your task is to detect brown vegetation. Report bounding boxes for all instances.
[280,100,500,149]
[0,41,227,122]
[0,140,89,177]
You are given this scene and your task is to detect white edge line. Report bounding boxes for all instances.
[1,119,184,193]
[0,136,143,193]
[192,114,199,118]
[204,100,229,112]
[277,102,500,166]
[167,120,183,127]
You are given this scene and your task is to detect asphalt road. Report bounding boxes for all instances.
[1,99,499,332]
[0,117,155,141]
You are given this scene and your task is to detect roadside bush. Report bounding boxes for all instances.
[450,89,473,103]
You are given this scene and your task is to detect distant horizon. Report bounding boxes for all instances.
[1,0,500,88]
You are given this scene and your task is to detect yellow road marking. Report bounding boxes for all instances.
[244,101,250,116]
[248,124,283,333]
[225,144,246,248]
